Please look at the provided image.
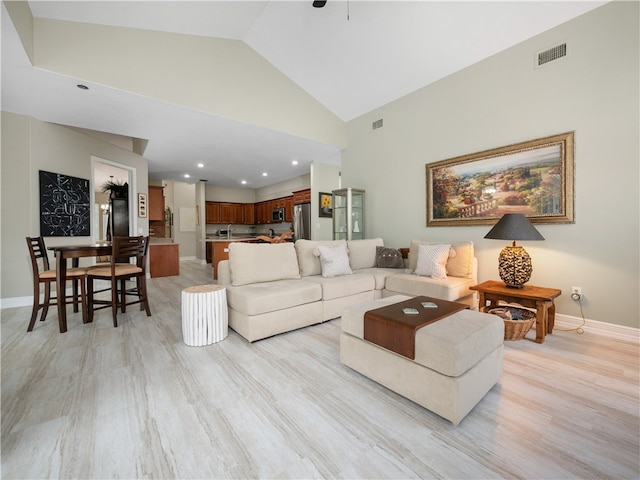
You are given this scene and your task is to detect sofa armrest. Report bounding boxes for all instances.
[471,257,478,284]
[218,260,231,285]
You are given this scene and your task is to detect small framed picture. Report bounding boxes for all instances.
[319,192,333,218]
[138,193,147,218]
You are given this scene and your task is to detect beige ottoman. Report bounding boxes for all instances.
[340,295,504,425]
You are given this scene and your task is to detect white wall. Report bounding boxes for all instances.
[342,2,639,328]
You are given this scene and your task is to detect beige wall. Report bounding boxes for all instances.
[1,112,149,305]
[172,182,197,259]
[33,18,345,150]
[310,162,341,240]
[342,2,639,328]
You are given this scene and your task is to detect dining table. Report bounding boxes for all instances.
[48,242,112,333]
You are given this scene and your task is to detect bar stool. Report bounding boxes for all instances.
[25,236,87,332]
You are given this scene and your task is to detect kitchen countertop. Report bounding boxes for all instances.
[206,236,257,242]
[149,239,178,245]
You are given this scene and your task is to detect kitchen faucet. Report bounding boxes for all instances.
[227,224,232,239]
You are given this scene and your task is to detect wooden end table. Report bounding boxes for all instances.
[470,280,561,343]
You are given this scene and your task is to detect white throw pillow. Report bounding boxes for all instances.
[316,244,353,278]
[414,243,451,279]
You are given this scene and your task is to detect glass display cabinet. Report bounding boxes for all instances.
[332,188,365,241]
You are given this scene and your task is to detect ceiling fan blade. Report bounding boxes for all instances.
[313,1,327,7]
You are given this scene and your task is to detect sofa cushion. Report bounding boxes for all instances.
[229,242,300,287]
[384,272,475,302]
[295,239,347,277]
[226,279,322,316]
[347,238,384,270]
[409,240,475,278]
[415,244,451,279]
[356,267,403,290]
[375,246,404,268]
[303,273,375,300]
[316,244,353,278]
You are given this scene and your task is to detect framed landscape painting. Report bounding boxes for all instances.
[426,131,574,226]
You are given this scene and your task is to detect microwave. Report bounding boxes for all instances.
[272,207,285,222]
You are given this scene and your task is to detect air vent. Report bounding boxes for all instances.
[537,43,567,67]
[372,119,383,130]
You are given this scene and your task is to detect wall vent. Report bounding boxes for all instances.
[372,118,383,130]
[537,43,567,67]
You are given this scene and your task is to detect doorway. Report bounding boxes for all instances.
[92,157,136,243]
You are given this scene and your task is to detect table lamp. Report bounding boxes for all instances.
[484,213,544,288]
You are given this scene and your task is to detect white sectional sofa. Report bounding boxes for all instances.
[217,238,478,342]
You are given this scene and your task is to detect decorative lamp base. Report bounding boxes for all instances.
[498,245,532,288]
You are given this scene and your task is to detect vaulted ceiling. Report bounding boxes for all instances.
[1,1,607,188]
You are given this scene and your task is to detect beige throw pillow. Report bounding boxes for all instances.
[409,240,474,278]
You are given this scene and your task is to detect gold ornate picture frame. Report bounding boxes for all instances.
[426,131,574,226]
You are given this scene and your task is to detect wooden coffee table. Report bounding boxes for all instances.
[470,280,562,343]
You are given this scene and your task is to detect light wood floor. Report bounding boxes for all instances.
[2,261,638,479]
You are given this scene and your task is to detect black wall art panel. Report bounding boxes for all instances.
[39,170,91,236]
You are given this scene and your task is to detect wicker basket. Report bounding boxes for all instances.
[488,307,536,341]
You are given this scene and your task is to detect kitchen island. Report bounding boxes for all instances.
[149,240,180,277]
[206,237,259,279]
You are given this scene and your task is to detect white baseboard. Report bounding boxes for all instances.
[179,256,196,261]
[554,313,639,344]
[0,296,32,309]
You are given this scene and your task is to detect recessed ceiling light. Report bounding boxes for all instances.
[76,84,89,90]
[197,163,204,168]
[184,174,190,178]
[241,180,247,185]
[262,172,268,177]
[292,160,299,165]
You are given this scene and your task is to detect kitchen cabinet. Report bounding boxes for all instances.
[219,203,243,224]
[255,201,267,224]
[293,189,311,204]
[332,188,365,241]
[242,203,255,225]
[284,196,293,222]
[148,186,164,221]
[205,202,220,224]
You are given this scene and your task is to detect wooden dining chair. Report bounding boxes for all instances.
[86,236,151,327]
[25,236,87,332]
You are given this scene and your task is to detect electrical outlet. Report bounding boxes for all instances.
[571,286,582,300]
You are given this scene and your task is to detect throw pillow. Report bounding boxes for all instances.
[414,243,451,279]
[316,244,353,278]
[375,246,404,268]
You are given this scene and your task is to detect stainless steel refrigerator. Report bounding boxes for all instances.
[293,203,311,240]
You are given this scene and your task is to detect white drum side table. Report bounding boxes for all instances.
[181,285,228,346]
